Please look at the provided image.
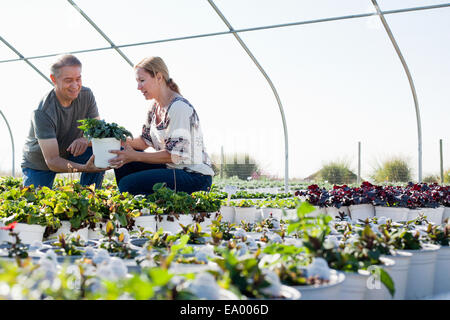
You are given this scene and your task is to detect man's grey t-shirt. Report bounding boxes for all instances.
[21,86,99,171]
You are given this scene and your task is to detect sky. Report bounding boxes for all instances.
[0,0,449,181]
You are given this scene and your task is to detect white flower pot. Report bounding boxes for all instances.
[234,207,259,224]
[157,214,194,234]
[407,207,444,225]
[219,206,235,224]
[380,250,412,300]
[364,257,396,300]
[283,208,298,220]
[404,243,440,299]
[307,206,326,218]
[134,215,158,233]
[292,270,345,300]
[88,222,107,240]
[0,222,45,244]
[260,208,283,221]
[375,206,408,222]
[47,221,89,241]
[441,207,450,224]
[349,204,375,221]
[433,245,450,295]
[338,269,370,300]
[326,206,350,220]
[191,213,214,231]
[91,137,121,168]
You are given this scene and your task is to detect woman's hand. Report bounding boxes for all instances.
[108,144,138,168]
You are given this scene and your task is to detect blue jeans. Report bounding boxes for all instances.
[114,162,212,195]
[22,147,104,189]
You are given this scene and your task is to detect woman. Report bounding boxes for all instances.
[109,56,214,195]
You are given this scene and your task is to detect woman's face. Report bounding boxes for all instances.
[136,67,159,100]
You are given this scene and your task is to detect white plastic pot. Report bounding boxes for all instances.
[404,243,440,299]
[219,206,235,224]
[292,270,345,300]
[326,206,350,220]
[47,221,89,241]
[380,250,412,300]
[442,207,450,224]
[157,214,194,234]
[88,222,107,240]
[260,208,283,221]
[375,206,408,222]
[349,204,375,221]
[433,245,450,295]
[407,207,444,225]
[283,208,298,220]
[364,257,396,300]
[338,269,370,300]
[134,215,158,233]
[91,137,121,168]
[234,206,259,224]
[0,222,45,244]
[307,206,327,218]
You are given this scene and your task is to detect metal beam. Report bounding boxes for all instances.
[1,3,448,64]
[66,0,134,67]
[207,0,290,192]
[0,110,15,177]
[0,35,53,85]
[371,0,423,182]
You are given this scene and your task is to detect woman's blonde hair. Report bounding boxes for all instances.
[135,56,180,94]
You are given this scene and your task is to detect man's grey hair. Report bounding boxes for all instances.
[50,54,82,78]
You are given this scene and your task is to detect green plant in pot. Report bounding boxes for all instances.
[78,118,133,168]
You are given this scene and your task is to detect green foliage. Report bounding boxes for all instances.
[220,153,261,180]
[372,157,412,183]
[318,160,357,185]
[78,118,133,142]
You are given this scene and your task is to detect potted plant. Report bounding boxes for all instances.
[231,199,259,224]
[0,185,47,244]
[78,118,133,168]
[424,222,450,295]
[326,184,352,220]
[348,182,376,220]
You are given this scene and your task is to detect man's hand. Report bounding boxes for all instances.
[84,155,109,172]
[67,137,89,157]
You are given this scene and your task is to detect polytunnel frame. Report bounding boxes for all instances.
[0,2,449,188]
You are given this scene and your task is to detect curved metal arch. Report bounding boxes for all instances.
[207,0,290,192]
[67,0,134,67]
[371,0,423,182]
[0,110,15,177]
[0,35,53,85]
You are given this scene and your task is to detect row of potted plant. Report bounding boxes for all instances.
[296,182,449,209]
[1,197,448,300]
[0,180,223,243]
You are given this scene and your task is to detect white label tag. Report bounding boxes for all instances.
[224,185,238,196]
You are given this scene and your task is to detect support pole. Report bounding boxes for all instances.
[371,0,423,182]
[207,0,290,192]
[357,141,361,185]
[440,139,444,184]
[0,35,53,85]
[220,145,224,179]
[0,110,15,177]
[67,0,134,67]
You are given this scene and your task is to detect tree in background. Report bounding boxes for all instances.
[371,156,412,183]
[423,174,440,184]
[210,152,261,180]
[317,160,357,185]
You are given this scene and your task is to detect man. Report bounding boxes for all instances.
[21,54,106,189]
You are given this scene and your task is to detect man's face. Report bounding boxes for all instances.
[51,65,82,102]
